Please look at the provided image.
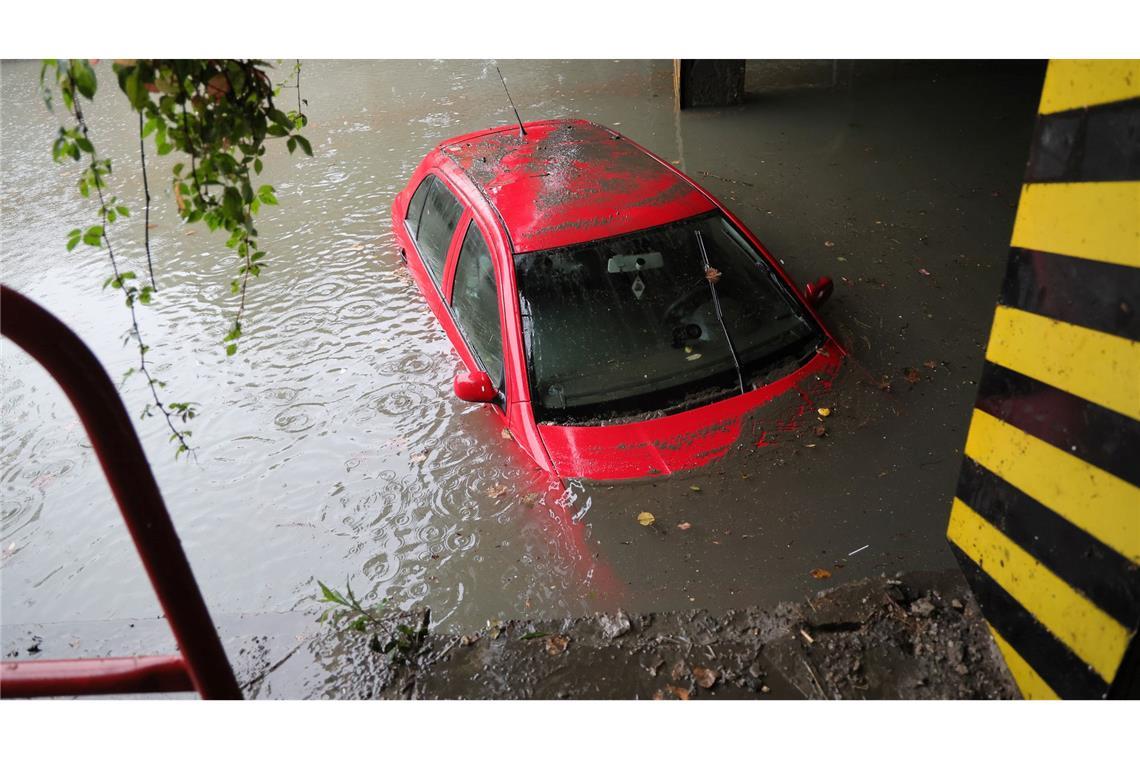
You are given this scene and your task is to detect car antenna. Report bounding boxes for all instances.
[495,65,527,138]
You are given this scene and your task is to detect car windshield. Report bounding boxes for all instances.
[515,213,823,425]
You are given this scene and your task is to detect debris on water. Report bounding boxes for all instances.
[810,568,832,580]
[799,628,815,645]
[545,635,569,656]
[923,360,938,370]
[637,512,656,527]
[902,367,921,384]
[677,521,693,531]
[689,485,702,492]
[813,425,827,438]
[692,666,718,689]
[817,407,831,417]
[950,598,965,611]
[848,544,870,556]
[919,268,931,276]
[500,428,512,440]
[824,240,835,247]
[704,267,722,284]
[598,609,632,640]
[485,483,507,499]
[409,450,428,463]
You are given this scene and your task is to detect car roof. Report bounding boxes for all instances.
[437,119,716,254]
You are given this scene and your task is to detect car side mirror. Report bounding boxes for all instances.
[454,370,497,403]
[803,276,834,309]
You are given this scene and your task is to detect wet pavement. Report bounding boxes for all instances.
[1,60,1044,684]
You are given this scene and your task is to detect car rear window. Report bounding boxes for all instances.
[515,213,821,425]
[451,222,504,391]
[415,176,463,284]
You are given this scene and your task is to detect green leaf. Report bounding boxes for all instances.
[82,226,103,246]
[70,60,97,99]
[75,136,94,154]
[293,135,313,157]
[225,343,238,357]
[222,186,242,220]
[317,580,347,606]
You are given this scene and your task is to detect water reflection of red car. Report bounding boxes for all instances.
[391,119,843,480]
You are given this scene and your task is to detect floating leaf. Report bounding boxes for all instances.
[689,485,702,492]
[817,407,831,417]
[677,522,692,531]
[485,483,507,499]
[809,568,832,580]
[637,512,655,527]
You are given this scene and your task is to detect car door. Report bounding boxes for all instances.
[447,218,507,412]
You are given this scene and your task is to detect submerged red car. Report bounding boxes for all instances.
[391,118,843,480]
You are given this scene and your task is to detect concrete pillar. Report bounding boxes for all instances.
[673,60,746,110]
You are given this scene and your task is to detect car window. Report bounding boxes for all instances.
[416,176,463,283]
[515,213,820,424]
[404,175,433,237]
[451,221,504,391]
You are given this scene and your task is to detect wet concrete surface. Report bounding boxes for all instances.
[1,61,1045,691]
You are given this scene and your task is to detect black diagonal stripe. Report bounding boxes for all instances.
[999,248,1140,342]
[976,361,1140,487]
[1026,97,1140,183]
[949,544,1110,699]
[958,458,1140,627]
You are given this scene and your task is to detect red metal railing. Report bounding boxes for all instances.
[0,285,241,699]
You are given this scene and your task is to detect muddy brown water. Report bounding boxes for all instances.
[1,61,1043,650]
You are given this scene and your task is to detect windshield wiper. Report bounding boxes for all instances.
[694,229,745,395]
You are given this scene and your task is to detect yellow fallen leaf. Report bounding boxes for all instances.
[817,407,831,417]
[637,512,656,527]
[810,568,832,580]
[692,666,718,689]
[689,485,702,492]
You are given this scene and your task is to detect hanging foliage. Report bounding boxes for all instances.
[41,58,310,456]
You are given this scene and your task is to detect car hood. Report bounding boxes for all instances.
[534,341,844,480]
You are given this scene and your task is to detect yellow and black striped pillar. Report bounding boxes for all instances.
[947,60,1139,699]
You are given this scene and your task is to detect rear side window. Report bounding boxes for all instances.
[416,177,464,283]
[451,222,504,390]
[404,175,433,237]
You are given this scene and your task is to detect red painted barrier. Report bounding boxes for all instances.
[0,285,240,699]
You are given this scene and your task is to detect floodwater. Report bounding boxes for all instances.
[1,61,1044,652]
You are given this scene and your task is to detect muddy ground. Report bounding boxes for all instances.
[288,569,1016,699]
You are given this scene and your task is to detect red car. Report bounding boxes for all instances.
[391,119,843,480]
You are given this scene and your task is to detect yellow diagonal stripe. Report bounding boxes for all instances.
[987,624,1059,700]
[1010,182,1140,269]
[964,408,1140,563]
[1038,60,1140,115]
[986,306,1140,422]
[948,498,1129,683]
